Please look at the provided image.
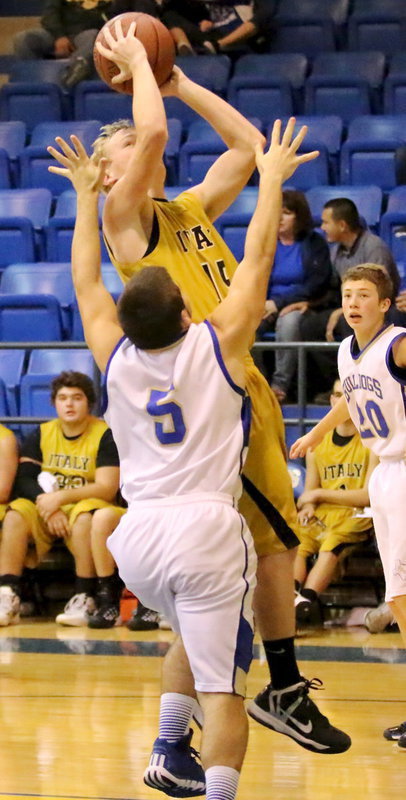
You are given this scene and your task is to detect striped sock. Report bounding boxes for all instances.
[158,692,195,742]
[205,765,240,800]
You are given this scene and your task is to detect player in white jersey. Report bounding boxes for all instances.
[290,263,406,748]
[58,118,318,800]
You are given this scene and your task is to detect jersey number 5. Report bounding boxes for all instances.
[356,400,389,440]
[147,389,186,445]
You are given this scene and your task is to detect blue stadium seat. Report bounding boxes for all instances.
[1,262,74,336]
[9,59,70,84]
[340,115,406,190]
[27,347,95,379]
[179,122,226,185]
[306,184,383,231]
[0,82,64,133]
[71,264,123,341]
[0,348,26,415]
[0,120,26,188]
[19,120,102,194]
[380,186,406,261]
[163,97,204,129]
[215,187,258,239]
[73,81,132,124]
[165,118,183,186]
[20,372,59,421]
[174,54,231,95]
[222,226,247,263]
[309,51,386,113]
[52,188,105,220]
[0,187,52,264]
[304,76,371,123]
[384,53,406,114]
[0,375,10,417]
[276,0,349,25]
[0,296,63,342]
[228,54,307,115]
[270,18,336,55]
[46,219,110,262]
[347,14,406,55]
[227,81,294,125]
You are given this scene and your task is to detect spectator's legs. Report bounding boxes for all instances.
[0,509,30,576]
[13,28,55,59]
[304,551,339,594]
[272,309,302,398]
[69,511,95,578]
[0,510,30,626]
[299,309,338,399]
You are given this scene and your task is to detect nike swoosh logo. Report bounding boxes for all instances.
[290,718,313,734]
[268,648,285,654]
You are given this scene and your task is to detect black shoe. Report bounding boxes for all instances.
[383,721,406,740]
[60,56,91,89]
[398,732,406,749]
[88,600,121,629]
[247,678,352,754]
[296,597,323,627]
[127,602,159,631]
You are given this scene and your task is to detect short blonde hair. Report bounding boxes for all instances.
[342,263,393,302]
[92,119,134,161]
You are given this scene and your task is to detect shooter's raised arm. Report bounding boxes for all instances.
[209,119,319,359]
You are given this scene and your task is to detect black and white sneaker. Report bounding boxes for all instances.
[88,601,121,629]
[247,678,351,754]
[383,721,406,741]
[127,602,160,631]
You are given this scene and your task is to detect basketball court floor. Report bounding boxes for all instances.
[0,621,405,800]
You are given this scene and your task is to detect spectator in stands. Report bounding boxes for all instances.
[0,370,124,629]
[0,424,18,525]
[13,0,116,89]
[294,378,379,627]
[257,189,332,403]
[162,0,275,56]
[299,197,404,402]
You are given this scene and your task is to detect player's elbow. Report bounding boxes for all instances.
[139,125,168,156]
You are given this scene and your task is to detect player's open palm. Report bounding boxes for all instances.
[95,19,147,83]
[47,134,106,194]
[256,117,319,183]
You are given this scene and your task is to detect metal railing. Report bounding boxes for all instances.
[0,339,340,436]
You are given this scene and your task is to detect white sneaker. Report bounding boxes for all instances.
[0,586,20,626]
[55,593,96,627]
[158,614,172,630]
[364,603,396,633]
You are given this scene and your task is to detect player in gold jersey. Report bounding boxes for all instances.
[0,371,125,628]
[0,423,18,525]
[294,379,379,626]
[48,21,350,753]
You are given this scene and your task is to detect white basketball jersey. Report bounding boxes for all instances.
[104,321,250,503]
[338,324,406,459]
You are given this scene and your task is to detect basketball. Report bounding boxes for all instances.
[93,12,176,94]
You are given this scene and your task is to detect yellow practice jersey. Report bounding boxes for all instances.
[313,428,373,534]
[37,417,115,489]
[106,191,238,322]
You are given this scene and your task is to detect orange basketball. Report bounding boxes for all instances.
[93,12,176,94]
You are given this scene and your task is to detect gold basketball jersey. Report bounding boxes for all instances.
[39,417,111,490]
[314,429,373,534]
[106,191,237,322]
[0,424,15,522]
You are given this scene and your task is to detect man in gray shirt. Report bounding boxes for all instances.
[299,197,405,400]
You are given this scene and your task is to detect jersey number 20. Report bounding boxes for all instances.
[356,400,389,440]
[147,389,186,445]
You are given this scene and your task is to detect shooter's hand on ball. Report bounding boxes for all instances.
[95,18,147,84]
[47,135,107,194]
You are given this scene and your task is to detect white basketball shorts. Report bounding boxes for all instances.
[107,492,257,695]
[368,459,406,602]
